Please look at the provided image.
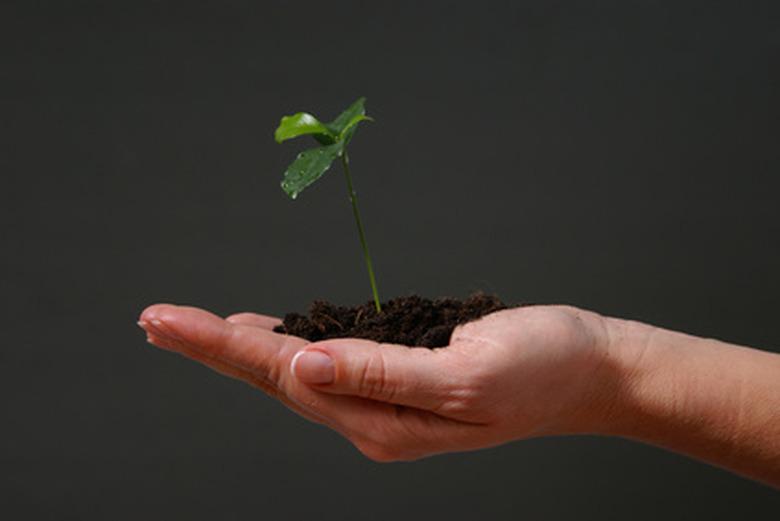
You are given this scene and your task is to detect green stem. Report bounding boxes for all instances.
[340,150,382,312]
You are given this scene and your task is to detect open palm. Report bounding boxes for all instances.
[139,303,613,461]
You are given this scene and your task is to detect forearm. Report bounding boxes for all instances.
[601,317,780,487]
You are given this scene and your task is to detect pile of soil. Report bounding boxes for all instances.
[274,293,508,348]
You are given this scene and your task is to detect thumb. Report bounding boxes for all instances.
[291,339,458,412]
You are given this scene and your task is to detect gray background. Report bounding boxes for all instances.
[2,0,779,518]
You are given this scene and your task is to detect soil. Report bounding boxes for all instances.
[273,293,508,348]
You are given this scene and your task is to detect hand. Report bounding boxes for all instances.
[138,304,616,461]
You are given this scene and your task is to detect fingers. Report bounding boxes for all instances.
[139,304,331,426]
[138,304,488,461]
[138,305,387,432]
[290,338,467,415]
[143,327,344,431]
[226,312,282,331]
[143,329,279,396]
[341,403,488,462]
[140,304,297,376]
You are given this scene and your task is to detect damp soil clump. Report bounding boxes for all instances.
[274,293,507,348]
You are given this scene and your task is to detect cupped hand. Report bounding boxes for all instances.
[139,304,616,461]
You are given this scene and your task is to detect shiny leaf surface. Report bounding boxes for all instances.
[327,97,369,143]
[275,98,371,198]
[280,141,344,199]
[274,112,335,144]
[338,113,372,144]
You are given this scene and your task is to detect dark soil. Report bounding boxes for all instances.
[273,293,507,348]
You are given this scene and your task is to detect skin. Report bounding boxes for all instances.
[138,304,780,487]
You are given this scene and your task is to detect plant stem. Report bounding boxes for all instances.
[340,150,382,313]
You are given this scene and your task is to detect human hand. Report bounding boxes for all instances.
[138,304,617,461]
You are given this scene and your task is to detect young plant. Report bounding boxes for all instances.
[274,97,382,312]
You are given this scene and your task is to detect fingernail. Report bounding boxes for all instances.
[143,318,183,342]
[291,350,334,385]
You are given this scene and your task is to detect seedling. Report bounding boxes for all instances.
[274,97,382,312]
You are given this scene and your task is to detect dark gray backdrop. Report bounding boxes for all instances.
[2,1,779,519]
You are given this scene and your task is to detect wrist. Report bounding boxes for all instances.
[596,316,668,437]
[596,316,744,449]
[560,310,780,486]
[538,307,660,436]
[556,314,661,436]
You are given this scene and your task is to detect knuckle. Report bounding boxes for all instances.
[298,394,322,412]
[354,440,402,463]
[451,320,479,341]
[225,313,247,323]
[236,328,293,388]
[356,352,393,401]
[434,366,495,420]
[438,380,488,418]
[352,413,415,462]
[439,386,483,415]
[352,408,443,463]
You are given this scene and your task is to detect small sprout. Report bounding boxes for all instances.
[274,98,381,312]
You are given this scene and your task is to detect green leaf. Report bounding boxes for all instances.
[328,97,366,133]
[274,112,335,144]
[327,97,371,143]
[280,141,344,199]
[275,98,372,198]
[338,114,373,143]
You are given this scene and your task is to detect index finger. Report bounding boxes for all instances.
[139,304,485,461]
[139,304,303,378]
